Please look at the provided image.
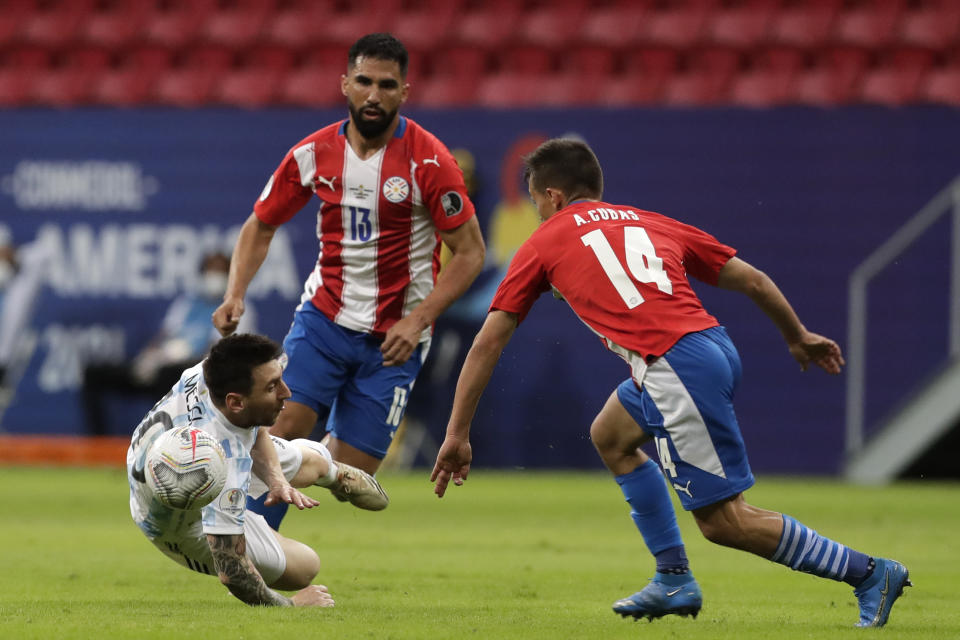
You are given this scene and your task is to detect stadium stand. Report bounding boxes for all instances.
[1,0,958,107]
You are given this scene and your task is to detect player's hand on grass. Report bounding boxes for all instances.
[264,482,320,510]
[381,313,428,366]
[431,435,472,497]
[788,331,845,375]
[212,297,245,337]
[291,584,335,607]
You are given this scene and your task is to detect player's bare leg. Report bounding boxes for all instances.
[589,390,652,474]
[693,493,910,627]
[291,441,388,511]
[269,400,318,440]
[691,494,784,557]
[270,531,321,590]
[591,390,702,621]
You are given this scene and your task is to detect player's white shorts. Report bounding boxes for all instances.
[139,435,329,586]
[150,510,287,585]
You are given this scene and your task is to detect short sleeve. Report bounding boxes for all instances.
[489,241,551,324]
[679,223,737,285]
[416,144,476,232]
[253,145,315,226]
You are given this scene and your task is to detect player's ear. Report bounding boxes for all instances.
[547,187,566,210]
[224,392,245,413]
[401,81,410,104]
[341,74,348,96]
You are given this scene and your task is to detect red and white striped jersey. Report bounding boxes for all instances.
[254,116,475,338]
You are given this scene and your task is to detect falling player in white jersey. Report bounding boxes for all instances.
[127,333,387,607]
[213,34,485,511]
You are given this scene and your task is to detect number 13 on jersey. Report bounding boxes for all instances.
[580,226,673,309]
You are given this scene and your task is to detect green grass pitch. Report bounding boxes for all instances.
[0,466,956,640]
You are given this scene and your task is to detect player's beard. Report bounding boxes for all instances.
[349,101,397,139]
[241,400,285,429]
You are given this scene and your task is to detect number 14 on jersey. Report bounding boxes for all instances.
[580,226,673,309]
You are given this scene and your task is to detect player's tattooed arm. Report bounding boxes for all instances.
[207,534,292,607]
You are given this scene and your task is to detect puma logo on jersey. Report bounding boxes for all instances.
[673,480,693,498]
[315,175,337,190]
[423,154,439,167]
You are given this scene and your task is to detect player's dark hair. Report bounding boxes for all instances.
[523,138,604,201]
[203,334,282,404]
[348,33,408,77]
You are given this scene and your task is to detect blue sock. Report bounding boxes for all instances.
[771,515,872,586]
[245,493,289,531]
[615,459,689,575]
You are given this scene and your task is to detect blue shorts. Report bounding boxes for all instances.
[617,326,755,511]
[281,302,428,459]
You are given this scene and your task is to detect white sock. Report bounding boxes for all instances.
[314,460,339,488]
[292,438,339,487]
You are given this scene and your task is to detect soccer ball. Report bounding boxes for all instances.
[145,426,228,510]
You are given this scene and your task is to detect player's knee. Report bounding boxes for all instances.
[589,419,613,453]
[589,418,640,466]
[276,548,320,590]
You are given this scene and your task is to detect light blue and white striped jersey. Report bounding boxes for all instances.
[127,361,259,541]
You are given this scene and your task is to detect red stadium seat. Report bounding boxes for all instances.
[729,46,805,106]
[663,47,741,105]
[92,46,173,106]
[0,0,36,45]
[563,46,618,77]
[598,70,669,105]
[153,46,234,107]
[30,47,111,106]
[202,0,274,48]
[323,0,401,47]
[0,46,50,106]
[515,0,589,49]
[833,0,906,48]
[476,71,546,107]
[143,0,217,48]
[580,0,654,46]
[278,54,348,107]
[898,0,960,49]
[495,45,555,75]
[79,0,151,48]
[391,0,462,52]
[538,69,612,106]
[21,0,95,47]
[262,0,336,49]
[769,0,842,48]
[608,47,680,104]
[414,73,481,108]
[639,0,718,48]
[453,0,523,48]
[793,46,870,105]
[919,63,960,105]
[214,46,296,108]
[706,0,781,48]
[429,46,490,79]
[858,47,933,105]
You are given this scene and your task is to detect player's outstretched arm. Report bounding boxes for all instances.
[381,216,485,366]
[250,429,319,510]
[212,213,278,337]
[207,534,333,607]
[432,310,517,497]
[717,256,845,374]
